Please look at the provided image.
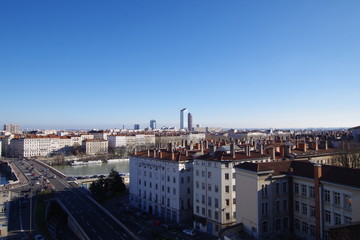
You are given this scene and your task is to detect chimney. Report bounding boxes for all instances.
[159,151,163,158]
[134,147,137,155]
[269,147,276,160]
[147,149,150,157]
[153,149,156,158]
[185,150,189,157]
[171,152,175,160]
[314,164,322,240]
[205,140,209,149]
[230,143,235,158]
[302,143,307,152]
[325,140,328,150]
[314,141,318,151]
[280,146,285,158]
[260,144,264,155]
[246,145,251,157]
[210,145,216,156]
[200,141,204,155]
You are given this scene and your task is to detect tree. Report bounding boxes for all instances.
[89,176,107,203]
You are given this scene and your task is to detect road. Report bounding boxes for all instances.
[9,158,139,240]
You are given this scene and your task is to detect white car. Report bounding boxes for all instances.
[182,229,196,236]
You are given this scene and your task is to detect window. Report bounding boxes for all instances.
[208,209,212,218]
[344,194,352,208]
[310,225,315,236]
[233,185,236,192]
[173,177,176,183]
[275,201,280,213]
[167,176,170,182]
[225,199,230,206]
[208,171,212,178]
[196,170,199,176]
[225,185,230,193]
[295,201,300,212]
[334,213,341,225]
[196,206,199,213]
[167,187,170,193]
[208,197,212,206]
[262,221,268,233]
[310,186,315,198]
[215,198,219,208]
[233,198,236,204]
[208,184,212,191]
[295,219,300,230]
[144,181,147,186]
[215,185,219,192]
[302,203,307,216]
[138,179,141,185]
[283,217,288,229]
[324,190,330,203]
[283,199,288,211]
[310,205,315,217]
[334,192,340,205]
[262,202,268,215]
[201,171,205,178]
[226,212,230,220]
[275,183,280,194]
[302,221,308,234]
[173,188,176,194]
[215,211,219,220]
[202,182,205,190]
[232,173,236,178]
[282,182,287,193]
[262,184,268,197]
[325,210,331,223]
[225,173,229,180]
[202,195,205,204]
[294,183,299,194]
[225,163,229,168]
[301,184,307,197]
[202,207,205,215]
[233,211,236,219]
[275,219,281,231]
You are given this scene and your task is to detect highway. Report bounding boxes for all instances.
[10,158,138,240]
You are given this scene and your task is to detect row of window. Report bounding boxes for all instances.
[261,199,288,216]
[324,210,352,225]
[195,194,235,207]
[294,183,352,209]
[262,217,289,233]
[294,201,316,217]
[195,206,235,221]
[261,182,287,197]
[195,182,235,193]
[195,160,233,168]
[294,219,315,236]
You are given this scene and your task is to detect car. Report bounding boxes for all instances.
[35,181,40,185]
[34,235,45,240]
[182,229,196,236]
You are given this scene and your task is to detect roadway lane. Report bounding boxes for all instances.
[29,159,137,240]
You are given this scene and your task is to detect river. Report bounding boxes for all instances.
[52,159,130,176]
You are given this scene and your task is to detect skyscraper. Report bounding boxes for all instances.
[4,124,19,134]
[180,108,188,130]
[134,124,140,130]
[188,113,193,132]
[150,120,156,129]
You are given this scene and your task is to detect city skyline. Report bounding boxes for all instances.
[1,1,360,129]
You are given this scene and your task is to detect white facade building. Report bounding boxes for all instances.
[193,145,270,236]
[129,149,194,223]
[82,139,108,155]
[108,134,155,149]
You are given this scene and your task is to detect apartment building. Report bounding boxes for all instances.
[193,144,270,236]
[82,139,108,155]
[108,134,155,149]
[88,130,110,140]
[129,147,194,223]
[234,160,360,240]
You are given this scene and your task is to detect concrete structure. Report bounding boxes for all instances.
[82,139,108,155]
[108,134,155,149]
[3,124,20,134]
[193,144,270,236]
[129,148,194,223]
[188,113,193,132]
[234,161,360,240]
[150,120,156,130]
[180,108,188,130]
[88,130,110,140]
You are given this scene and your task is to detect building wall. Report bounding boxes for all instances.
[129,156,193,223]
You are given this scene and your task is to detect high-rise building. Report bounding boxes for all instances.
[188,113,193,132]
[180,108,188,130]
[134,124,140,130]
[4,124,20,134]
[150,120,156,129]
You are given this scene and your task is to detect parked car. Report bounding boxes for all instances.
[34,234,45,240]
[182,229,196,236]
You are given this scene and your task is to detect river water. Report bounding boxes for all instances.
[52,159,130,176]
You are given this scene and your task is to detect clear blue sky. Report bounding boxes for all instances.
[1,0,359,129]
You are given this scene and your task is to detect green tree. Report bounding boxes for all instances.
[107,169,126,196]
[89,176,107,203]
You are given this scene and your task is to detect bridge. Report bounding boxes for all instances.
[10,158,139,240]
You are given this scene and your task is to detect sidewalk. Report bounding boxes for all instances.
[0,188,11,239]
